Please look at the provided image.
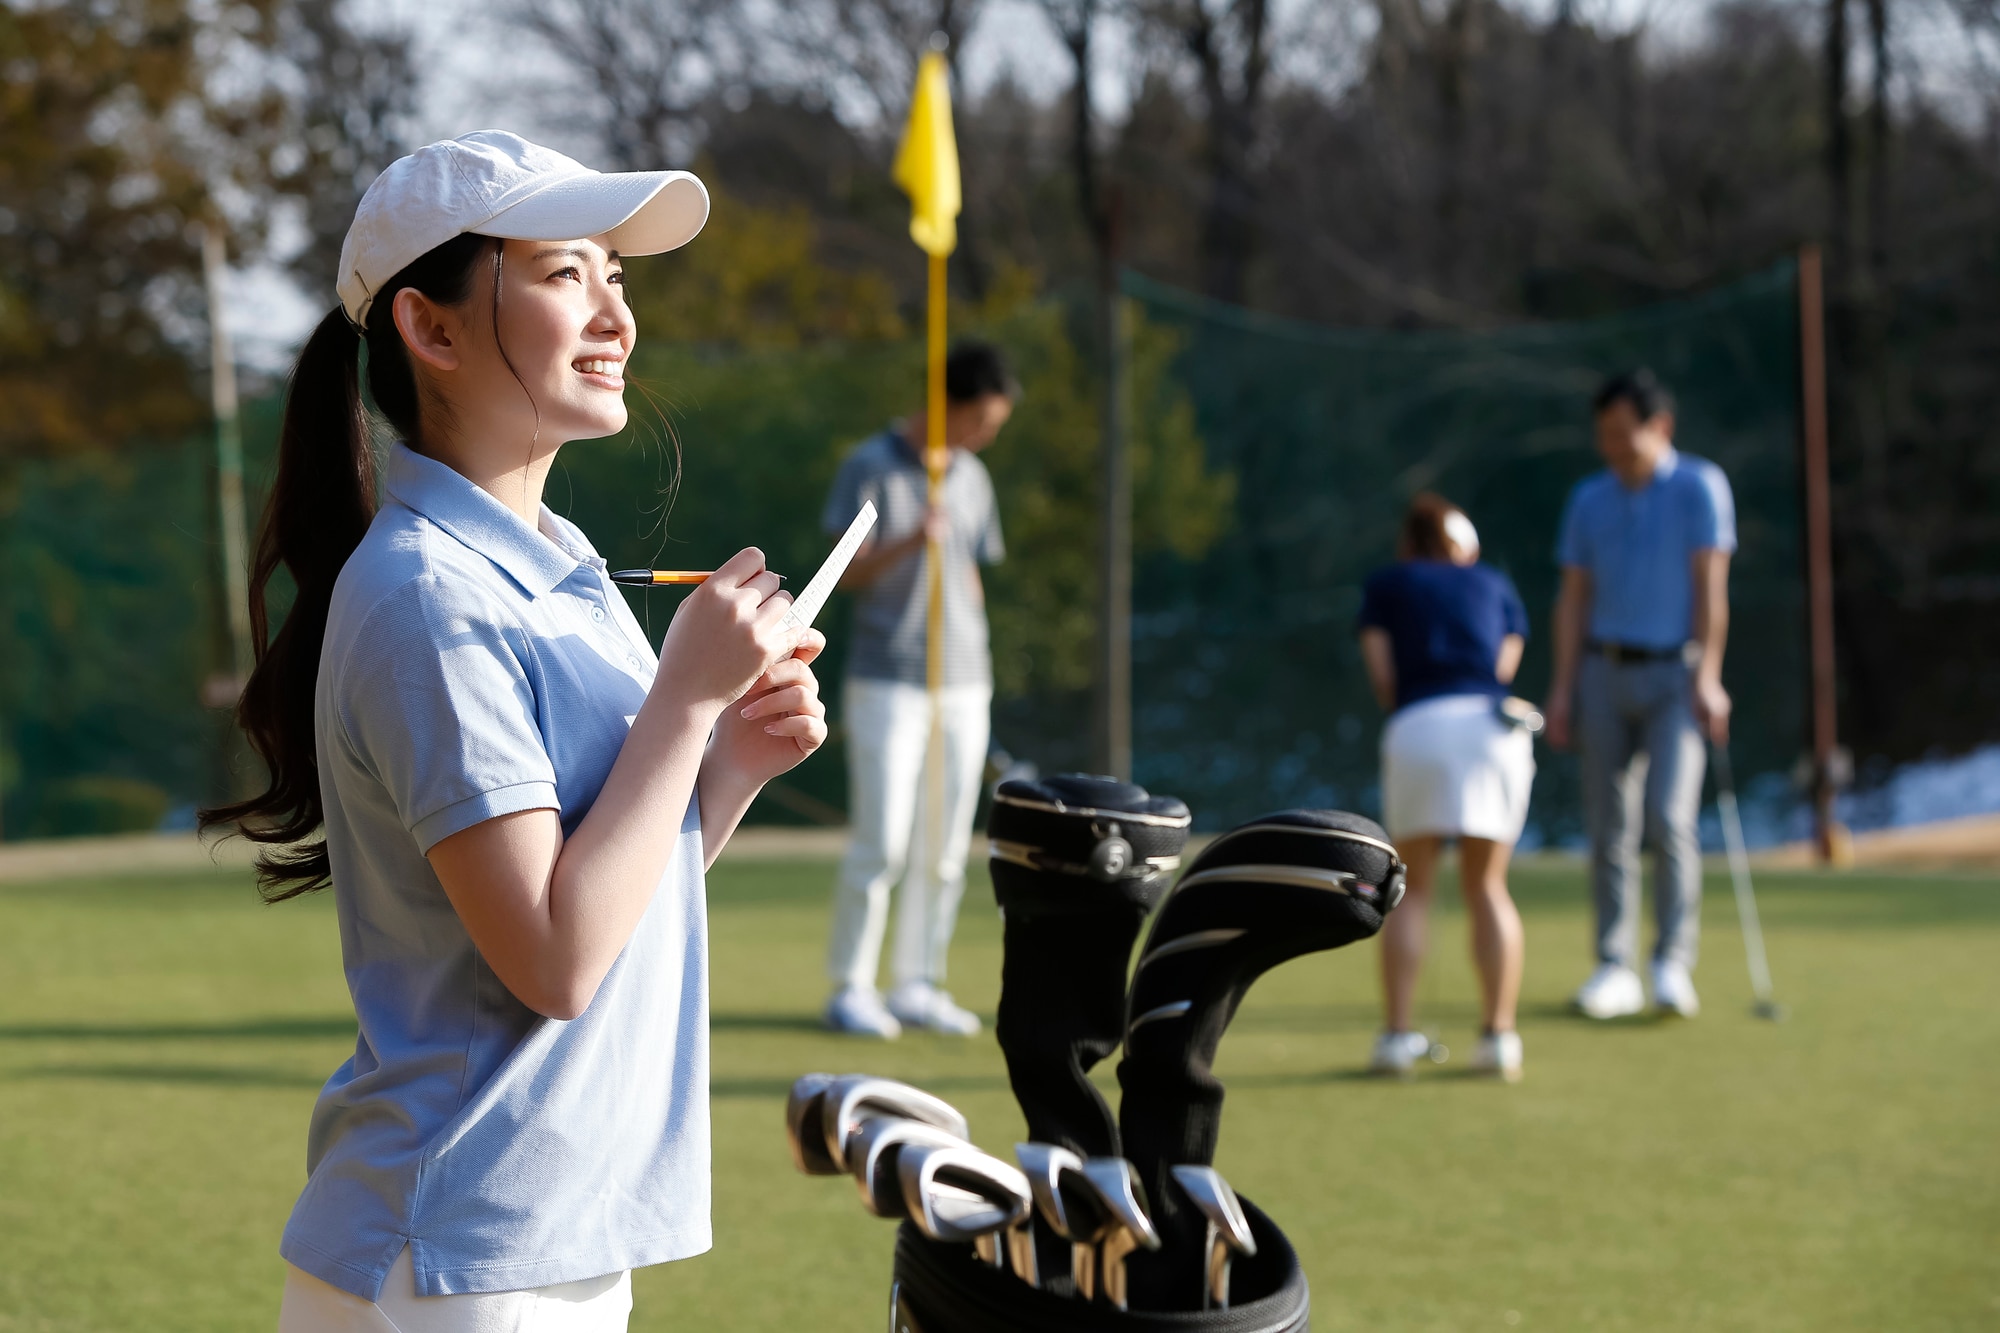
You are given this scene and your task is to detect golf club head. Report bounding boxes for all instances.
[849,1117,973,1218]
[896,1143,1033,1246]
[1077,1157,1161,1310]
[1015,1142,1110,1298]
[785,1072,841,1176]
[990,775,1192,1160]
[819,1075,970,1174]
[1171,1165,1256,1310]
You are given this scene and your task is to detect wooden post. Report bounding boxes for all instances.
[1797,245,1843,863]
[1094,196,1131,781]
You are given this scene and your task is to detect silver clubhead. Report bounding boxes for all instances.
[896,1143,1033,1263]
[1171,1164,1257,1310]
[847,1117,971,1218]
[1016,1142,1098,1296]
[784,500,877,634]
[1078,1157,1161,1310]
[818,1075,969,1174]
[785,1072,840,1176]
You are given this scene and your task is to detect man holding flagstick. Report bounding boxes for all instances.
[819,42,1020,1038]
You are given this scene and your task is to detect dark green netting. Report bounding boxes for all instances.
[1124,262,1805,842]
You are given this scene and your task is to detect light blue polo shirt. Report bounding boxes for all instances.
[286,443,711,1299]
[1555,448,1736,651]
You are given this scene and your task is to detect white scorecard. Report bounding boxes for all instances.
[785,501,877,634]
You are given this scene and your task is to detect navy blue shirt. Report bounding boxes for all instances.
[1358,560,1529,712]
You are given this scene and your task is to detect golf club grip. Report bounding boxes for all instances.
[995,908,1148,1158]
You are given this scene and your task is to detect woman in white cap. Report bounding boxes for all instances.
[202,131,827,1330]
[1356,493,1535,1081]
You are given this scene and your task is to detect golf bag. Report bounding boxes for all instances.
[888,1196,1308,1333]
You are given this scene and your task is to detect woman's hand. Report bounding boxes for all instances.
[655,547,799,711]
[708,633,829,788]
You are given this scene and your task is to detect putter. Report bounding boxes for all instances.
[848,1117,972,1218]
[785,1072,842,1176]
[1015,1141,1105,1297]
[1116,809,1401,1309]
[1712,743,1786,1021]
[1170,1165,1256,1311]
[988,776,1191,1160]
[819,1075,970,1173]
[896,1142,1033,1269]
[1075,1156,1161,1310]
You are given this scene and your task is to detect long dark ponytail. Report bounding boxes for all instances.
[202,232,498,901]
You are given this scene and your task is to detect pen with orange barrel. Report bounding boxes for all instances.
[609,570,787,588]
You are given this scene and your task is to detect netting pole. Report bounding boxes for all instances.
[201,225,253,694]
[1093,192,1131,781]
[1797,244,1844,864]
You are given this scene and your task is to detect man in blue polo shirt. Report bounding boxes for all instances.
[1544,369,1735,1021]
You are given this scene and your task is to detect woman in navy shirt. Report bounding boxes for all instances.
[1357,494,1534,1081]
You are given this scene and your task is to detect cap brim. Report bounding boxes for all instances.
[480,170,709,255]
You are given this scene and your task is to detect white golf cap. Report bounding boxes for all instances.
[336,130,709,328]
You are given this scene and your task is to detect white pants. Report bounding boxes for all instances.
[1381,693,1536,844]
[278,1247,630,1332]
[827,677,992,992]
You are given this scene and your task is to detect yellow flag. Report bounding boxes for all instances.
[892,50,960,257]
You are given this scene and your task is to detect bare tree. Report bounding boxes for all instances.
[509,0,743,171]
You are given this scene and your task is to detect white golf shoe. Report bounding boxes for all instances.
[1469,1030,1523,1082]
[1368,1030,1437,1076]
[824,986,902,1039]
[1652,960,1701,1017]
[1572,963,1645,1019]
[886,982,982,1036]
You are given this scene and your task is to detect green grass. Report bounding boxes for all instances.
[2,858,1996,1331]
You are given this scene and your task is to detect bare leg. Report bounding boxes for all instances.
[1458,837,1524,1033]
[1379,836,1441,1032]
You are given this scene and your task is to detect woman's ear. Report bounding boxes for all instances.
[392,287,462,373]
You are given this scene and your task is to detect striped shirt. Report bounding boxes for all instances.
[821,427,1004,688]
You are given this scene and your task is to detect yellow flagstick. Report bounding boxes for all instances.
[894,41,961,957]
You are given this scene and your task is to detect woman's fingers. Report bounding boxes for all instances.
[791,629,827,665]
[761,713,829,752]
[714,546,769,588]
[741,570,786,604]
[739,683,819,720]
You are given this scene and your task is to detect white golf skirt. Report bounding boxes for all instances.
[1380,693,1535,843]
[278,1246,631,1332]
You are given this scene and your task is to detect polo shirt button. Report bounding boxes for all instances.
[627,655,642,669]
[590,605,606,623]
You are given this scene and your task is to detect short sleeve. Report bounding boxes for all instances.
[821,447,869,536]
[978,471,1005,565]
[1555,480,1590,569]
[336,579,559,854]
[1496,571,1530,639]
[1693,462,1737,554]
[1357,569,1393,632]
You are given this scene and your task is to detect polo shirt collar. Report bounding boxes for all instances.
[888,420,957,473]
[1651,447,1680,481]
[384,443,580,598]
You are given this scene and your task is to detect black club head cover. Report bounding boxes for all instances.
[1116,808,1403,1311]
[990,774,1191,1162]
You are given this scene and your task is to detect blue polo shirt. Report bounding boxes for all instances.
[287,443,711,1299]
[1358,560,1529,712]
[1555,449,1736,651]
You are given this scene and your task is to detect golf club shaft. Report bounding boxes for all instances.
[1712,743,1776,1003]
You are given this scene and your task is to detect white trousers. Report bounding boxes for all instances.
[827,677,992,993]
[278,1247,630,1332]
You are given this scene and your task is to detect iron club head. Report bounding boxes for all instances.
[1015,1142,1103,1295]
[1077,1157,1161,1310]
[818,1075,970,1175]
[896,1142,1033,1269]
[1170,1165,1257,1310]
[785,1072,841,1176]
[847,1117,972,1218]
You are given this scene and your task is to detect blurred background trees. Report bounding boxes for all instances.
[5,0,2000,834]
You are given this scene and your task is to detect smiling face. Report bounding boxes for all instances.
[392,233,636,461]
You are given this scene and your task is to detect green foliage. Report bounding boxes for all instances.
[18,776,171,838]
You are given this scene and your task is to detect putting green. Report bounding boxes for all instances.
[0,857,1994,1330]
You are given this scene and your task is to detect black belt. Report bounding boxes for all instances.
[1589,640,1688,664]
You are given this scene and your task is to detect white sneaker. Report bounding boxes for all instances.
[1369,1030,1437,1076]
[1470,1031,1523,1082]
[886,982,982,1036]
[824,986,902,1039]
[1652,960,1701,1017]
[1572,963,1645,1019]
